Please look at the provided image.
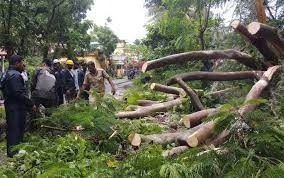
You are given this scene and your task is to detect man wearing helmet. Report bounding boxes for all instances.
[63,60,76,103]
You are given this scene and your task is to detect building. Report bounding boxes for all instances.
[111,40,127,77]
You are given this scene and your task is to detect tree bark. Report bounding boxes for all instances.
[129,124,202,147]
[116,98,185,119]
[247,22,284,56]
[175,78,204,111]
[137,100,160,107]
[142,49,260,72]
[150,83,186,97]
[231,20,278,64]
[239,65,282,116]
[182,108,218,128]
[167,71,263,85]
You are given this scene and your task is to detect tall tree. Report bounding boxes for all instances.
[91,25,118,57]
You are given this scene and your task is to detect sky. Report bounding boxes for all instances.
[87,0,149,43]
[86,1,236,44]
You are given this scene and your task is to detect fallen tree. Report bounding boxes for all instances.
[142,49,260,72]
[116,97,185,119]
[167,71,264,85]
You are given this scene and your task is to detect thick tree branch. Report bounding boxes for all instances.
[150,83,186,97]
[167,71,264,85]
[142,49,260,72]
[116,98,185,119]
[175,78,204,111]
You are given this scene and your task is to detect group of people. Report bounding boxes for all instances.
[0,55,116,157]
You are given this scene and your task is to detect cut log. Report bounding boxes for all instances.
[142,49,259,72]
[150,83,186,97]
[163,146,189,158]
[186,121,215,147]
[128,133,141,147]
[129,125,202,147]
[167,71,264,85]
[137,100,160,106]
[182,108,218,128]
[116,97,185,119]
[239,65,282,116]
[247,22,284,56]
[231,20,278,64]
[175,78,204,111]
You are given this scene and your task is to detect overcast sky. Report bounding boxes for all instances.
[86,1,235,43]
[87,0,149,43]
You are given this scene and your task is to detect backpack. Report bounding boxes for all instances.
[35,68,56,92]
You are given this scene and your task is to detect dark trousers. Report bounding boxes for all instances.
[5,106,27,157]
[57,87,64,105]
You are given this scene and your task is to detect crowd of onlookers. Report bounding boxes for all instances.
[1,55,116,157]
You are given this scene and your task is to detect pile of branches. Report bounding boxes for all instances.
[116,21,284,157]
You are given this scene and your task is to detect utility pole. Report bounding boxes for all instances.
[255,0,267,23]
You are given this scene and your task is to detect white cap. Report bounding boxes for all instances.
[53,59,59,64]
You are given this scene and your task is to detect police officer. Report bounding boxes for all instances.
[0,55,34,157]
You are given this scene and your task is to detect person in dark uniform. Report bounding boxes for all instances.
[0,55,34,157]
[53,59,65,105]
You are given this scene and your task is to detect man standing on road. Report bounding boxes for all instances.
[0,55,34,157]
[77,61,116,105]
[63,60,76,103]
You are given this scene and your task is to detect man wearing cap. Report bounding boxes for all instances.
[0,55,34,157]
[53,59,64,105]
[63,60,76,102]
[77,61,116,105]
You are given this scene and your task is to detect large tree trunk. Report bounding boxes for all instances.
[150,83,186,97]
[182,108,218,128]
[142,49,260,72]
[231,20,278,64]
[247,22,284,56]
[174,78,204,111]
[255,0,267,23]
[129,124,203,147]
[167,71,263,85]
[116,98,185,119]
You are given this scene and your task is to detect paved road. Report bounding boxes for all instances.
[105,78,132,100]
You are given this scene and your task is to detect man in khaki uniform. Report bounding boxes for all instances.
[77,61,116,104]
